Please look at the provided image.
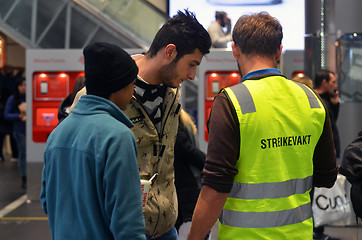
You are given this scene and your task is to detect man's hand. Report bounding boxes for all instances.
[225,16,231,25]
[187,186,228,240]
[330,90,339,105]
[19,113,26,122]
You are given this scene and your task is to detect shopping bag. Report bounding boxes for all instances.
[312,174,352,227]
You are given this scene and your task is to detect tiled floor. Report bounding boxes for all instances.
[0,157,50,240]
[0,159,25,210]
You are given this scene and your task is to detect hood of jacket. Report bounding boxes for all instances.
[72,94,133,129]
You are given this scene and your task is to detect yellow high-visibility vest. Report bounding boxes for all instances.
[218,75,326,240]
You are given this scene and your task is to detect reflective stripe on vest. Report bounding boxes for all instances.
[229,175,312,199]
[219,76,325,239]
[220,202,312,228]
[228,82,321,114]
[228,84,256,114]
[293,82,321,109]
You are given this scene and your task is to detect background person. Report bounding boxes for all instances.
[174,109,206,239]
[339,130,362,219]
[314,69,340,158]
[0,68,22,162]
[0,91,12,162]
[57,75,85,123]
[188,12,338,240]
[208,11,232,48]
[4,77,26,188]
[313,69,340,240]
[40,42,145,240]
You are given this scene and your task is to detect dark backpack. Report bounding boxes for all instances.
[340,131,362,219]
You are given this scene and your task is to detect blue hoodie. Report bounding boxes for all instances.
[40,95,146,240]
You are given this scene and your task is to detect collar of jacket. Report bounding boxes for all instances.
[242,68,281,82]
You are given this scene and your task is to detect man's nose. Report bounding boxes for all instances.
[188,70,196,80]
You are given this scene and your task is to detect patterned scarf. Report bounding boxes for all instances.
[134,77,166,133]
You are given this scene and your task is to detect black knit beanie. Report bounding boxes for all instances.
[83,42,138,98]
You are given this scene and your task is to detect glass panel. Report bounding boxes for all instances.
[89,28,132,48]
[37,0,67,40]
[70,8,98,48]
[77,0,167,46]
[38,7,66,48]
[337,34,362,103]
[5,0,32,38]
[0,0,15,20]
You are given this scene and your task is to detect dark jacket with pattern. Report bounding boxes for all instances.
[125,87,181,238]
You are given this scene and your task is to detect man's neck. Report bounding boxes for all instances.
[135,55,163,85]
[240,55,277,76]
[314,88,325,95]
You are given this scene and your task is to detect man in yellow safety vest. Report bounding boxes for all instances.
[188,12,338,240]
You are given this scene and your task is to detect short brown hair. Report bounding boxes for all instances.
[232,12,283,58]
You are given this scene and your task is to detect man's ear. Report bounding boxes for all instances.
[165,44,177,61]
[231,42,240,60]
[275,44,283,61]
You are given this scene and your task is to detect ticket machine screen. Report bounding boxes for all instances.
[204,71,241,141]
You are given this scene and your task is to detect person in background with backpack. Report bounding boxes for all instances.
[340,131,362,220]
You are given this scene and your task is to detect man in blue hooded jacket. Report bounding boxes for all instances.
[40,42,146,240]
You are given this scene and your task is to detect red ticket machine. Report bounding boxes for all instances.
[197,50,241,153]
[32,71,84,142]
